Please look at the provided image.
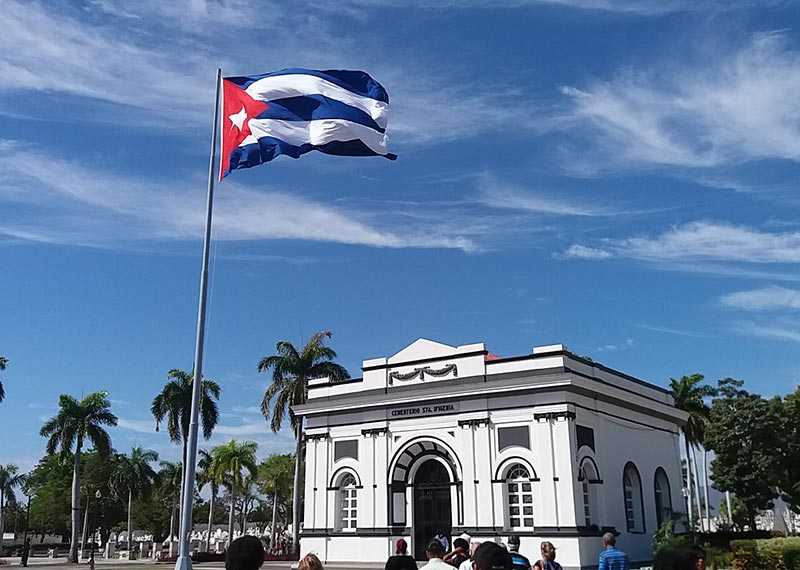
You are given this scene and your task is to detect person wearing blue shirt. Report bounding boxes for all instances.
[598,533,629,570]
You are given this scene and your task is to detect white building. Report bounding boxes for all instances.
[294,339,688,570]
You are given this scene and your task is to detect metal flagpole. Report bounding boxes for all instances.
[175,67,222,570]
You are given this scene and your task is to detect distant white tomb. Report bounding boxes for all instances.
[294,339,687,570]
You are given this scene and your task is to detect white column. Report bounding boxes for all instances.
[315,436,331,530]
[359,433,375,529]
[533,415,558,527]
[304,437,318,531]
[456,421,479,528]
[552,414,579,527]
[472,420,495,529]
[373,430,390,528]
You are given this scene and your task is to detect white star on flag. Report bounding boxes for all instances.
[229,106,247,130]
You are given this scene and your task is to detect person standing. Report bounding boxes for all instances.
[444,537,470,568]
[385,538,417,570]
[473,542,512,570]
[458,539,482,570]
[598,533,629,570]
[532,542,562,570]
[21,538,31,568]
[421,541,452,570]
[507,536,532,570]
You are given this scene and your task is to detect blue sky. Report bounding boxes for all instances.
[2,0,800,471]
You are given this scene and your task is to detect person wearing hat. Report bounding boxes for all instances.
[507,536,532,570]
[473,541,513,570]
[385,538,416,570]
[532,542,562,570]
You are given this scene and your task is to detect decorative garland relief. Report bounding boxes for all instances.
[389,363,458,382]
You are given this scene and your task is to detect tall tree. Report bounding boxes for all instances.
[0,464,22,548]
[0,355,8,402]
[151,369,221,466]
[705,378,783,528]
[258,331,349,554]
[39,392,117,562]
[198,449,220,552]
[779,386,800,517]
[669,373,715,531]
[112,447,158,555]
[258,454,294,551]
[158,460,182,557]
[210,440,257,547]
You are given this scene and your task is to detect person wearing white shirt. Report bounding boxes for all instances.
[458,538,482,570]
[420,541,453,570]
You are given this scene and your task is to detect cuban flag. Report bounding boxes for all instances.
[220,68,396,179]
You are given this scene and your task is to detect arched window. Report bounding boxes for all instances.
[337,472,357,531]
[654,468,672,527]
[578,459,600,527]
[505,463,534,529]
[623,463,645,533]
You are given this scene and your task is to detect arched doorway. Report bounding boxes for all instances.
[412,459,452,560]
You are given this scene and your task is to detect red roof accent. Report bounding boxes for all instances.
[484,352,501,361]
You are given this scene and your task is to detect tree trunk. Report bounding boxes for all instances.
[241,497,248,533]
[69,445,82,563]
[205,487,215,552]
[702,448,711,530]
[689,444,704,531]
[80,496,89,558]
[725,491,733,527]
[127,490,133,557]
[683,435,694,531]
[270,490,278,552]
[291,423,302,556]
[168,493,176,558]
[227,489,236,548]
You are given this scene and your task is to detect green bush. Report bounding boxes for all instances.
[731,537,800,570]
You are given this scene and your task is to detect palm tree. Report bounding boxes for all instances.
[158,460,182,557]
[39,392,117,562]
[198,449,220,552]
[112,447,158,555]
[151,369,221,466]
[0,356,8,402]
[0,464,22,549]
[210,440,257,547]
[258,331,349,554]
[670,374,716,533]
[258,454,294,551]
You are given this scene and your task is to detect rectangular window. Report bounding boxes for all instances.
[498,426,530,451]
[334,439,358,461]
[576,425,595,452]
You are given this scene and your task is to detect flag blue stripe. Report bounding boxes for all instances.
[256,95,385,133]
[228,138,397,173]
[225,68,389,103]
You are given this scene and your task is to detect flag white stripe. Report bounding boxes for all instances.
[245,74,388,129]
[246,118,389,155]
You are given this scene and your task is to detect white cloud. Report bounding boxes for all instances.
[560,32,800,171]
[0,141,476,251]
[562,244,612,259]
[634,323,715,339]
[733,320,800,344]
[477,174,613,217]
[721,286,800,311]
[117,418,157,434]
[596,338,634,352]
[564,221,800,265]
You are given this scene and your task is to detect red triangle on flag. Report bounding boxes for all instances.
[219,80,269,180]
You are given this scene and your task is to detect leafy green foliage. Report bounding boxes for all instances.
[258,331,349,432]
[731,538,800,570]
[705,379,783,526]
[151,369,221,450]
[779,386,800,515]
